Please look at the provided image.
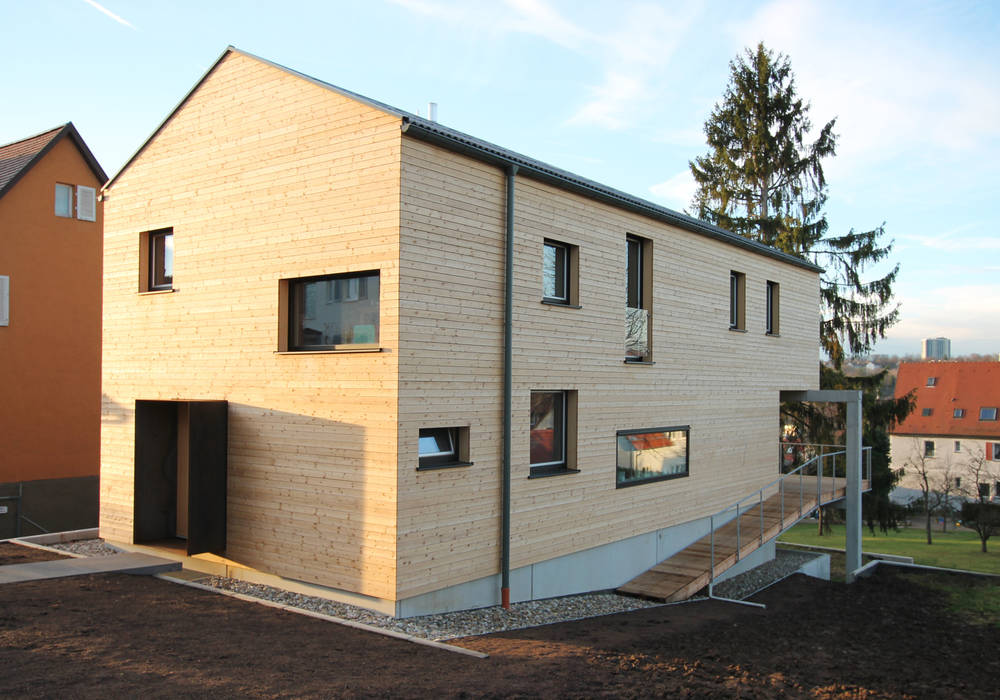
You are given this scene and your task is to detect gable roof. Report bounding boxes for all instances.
[106,46,820,274]
[0,123,107,201]
[893,361,1000,439]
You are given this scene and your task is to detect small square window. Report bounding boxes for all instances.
[529,390,577,477]
[765,281,779,335]
[55,183,73,217]
[924,440,935,457]
[730,271,746,330]
[954,409,966,418]
[926,377,937,387]
[285,271,379,350]
[921,408,933,416]
[980,407,998,421]
[417,427,471,469]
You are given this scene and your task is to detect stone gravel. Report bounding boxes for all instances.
[50,538,823,642]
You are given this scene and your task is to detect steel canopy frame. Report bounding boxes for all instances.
[780,389,864,581]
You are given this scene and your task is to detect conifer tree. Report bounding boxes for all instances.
[690,43,911,529]
[690,42,898,368]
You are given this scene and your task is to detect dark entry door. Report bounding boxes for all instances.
[185,401,228,555]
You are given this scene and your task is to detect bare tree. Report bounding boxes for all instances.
[928,455,961,533]
[959,447,1000,553]
[903,438,938,545]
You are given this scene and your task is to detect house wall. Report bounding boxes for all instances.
[99,53,404,600]
[0,136,103,485]
[890,434,999,498]
[395,137,820,600]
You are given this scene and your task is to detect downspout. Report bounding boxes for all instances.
[501,164,518,609]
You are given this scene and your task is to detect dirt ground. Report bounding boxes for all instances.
[0,542,68,565]
[1,543,997,698]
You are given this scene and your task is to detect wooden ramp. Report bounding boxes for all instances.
[617,477,865,602]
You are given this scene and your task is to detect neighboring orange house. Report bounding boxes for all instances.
[0,123,106,537]
[890,361,1000,502]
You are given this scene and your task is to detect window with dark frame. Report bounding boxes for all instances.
[992,443,1000,460]
[954,440,961,452]
[922,408,933,416]
[616,426,689,487]
[765,280,779,335]
[980,407,998,421]
[625,235,650,361]
[979,483,990,499]
[730,271,746,330]
[927,377,937,386]
[924,440,935,457]
[954,408,966,418]
[417,427,471,469]
[288,271,379,350]
[530,390,567,475]
[542,240,569,303]
[148,228,173,291]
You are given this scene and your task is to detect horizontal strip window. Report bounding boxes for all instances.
[616,425,690,488]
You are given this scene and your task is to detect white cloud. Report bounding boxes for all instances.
[81,0,136,30]
[649,170,697,211]
[728,0,1000,182]
[888,283,1000,350]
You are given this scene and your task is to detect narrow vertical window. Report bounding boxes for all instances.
[626,235,651,361]
[765,280,779,335]
[542,241,568,303]
[55,183,73,217]
[529,390,577,476]
[923,440,935,457]
[0,275,9,326]
[76,185,97,221]
[149,229,174,291]
[729,271,745,330]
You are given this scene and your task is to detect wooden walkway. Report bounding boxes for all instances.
[617,477,866,602]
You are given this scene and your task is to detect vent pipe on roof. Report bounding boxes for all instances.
[427,102,438,122]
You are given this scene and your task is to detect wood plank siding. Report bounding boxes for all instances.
[100,52,403,600]
[101,48,820,607]
[396,138,818,599]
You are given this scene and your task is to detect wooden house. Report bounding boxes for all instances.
[99,48,822,616]
[0,123,105,537]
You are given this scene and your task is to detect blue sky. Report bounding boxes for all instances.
[2,0,997,356]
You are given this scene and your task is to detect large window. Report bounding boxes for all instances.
[980,407,998,421]
[765,280,779,335]
[288,271,379,350]
[730,271,746,330]
[529,390,577,476]
[617,426,689,487]
[625,235,651,361]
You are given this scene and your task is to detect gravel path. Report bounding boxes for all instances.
[49,538,823,641]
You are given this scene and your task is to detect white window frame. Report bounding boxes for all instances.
[76,185,97,222]
[0,275,9,326]
[55,183,73,217]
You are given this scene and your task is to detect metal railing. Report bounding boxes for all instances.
[707,444,872,587]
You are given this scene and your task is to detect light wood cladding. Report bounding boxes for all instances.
[102,49,820,606]
[100,52,403,600]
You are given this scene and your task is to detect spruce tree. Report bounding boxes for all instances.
[690,42,898,368]
[690,43,911,529]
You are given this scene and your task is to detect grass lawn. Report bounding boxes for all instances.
[778,522,1000,575]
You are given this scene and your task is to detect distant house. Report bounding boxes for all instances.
[0,123,106,537]
[890,361,1000,502]
[99,48,825,617]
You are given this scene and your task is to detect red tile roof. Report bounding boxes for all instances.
[0,123,107,200]
[893,361,1000,438]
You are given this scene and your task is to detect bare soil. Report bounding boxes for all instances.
[0,543,997,698]
[0,542,69,565]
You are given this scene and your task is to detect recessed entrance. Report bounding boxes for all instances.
[133,400,228,555]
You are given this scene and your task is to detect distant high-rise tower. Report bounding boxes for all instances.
[922,337,951,360]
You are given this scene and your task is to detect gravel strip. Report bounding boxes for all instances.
[52,538,823,641]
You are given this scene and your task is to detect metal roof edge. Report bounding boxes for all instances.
[400,119,822,273]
